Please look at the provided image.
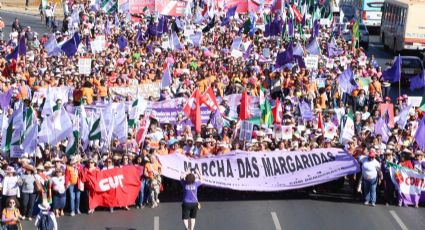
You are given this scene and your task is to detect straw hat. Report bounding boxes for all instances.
[36,164,45,171]
[6,166,15,173]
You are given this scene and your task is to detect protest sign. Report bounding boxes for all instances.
[389,162,425,205]
[91,35,106,53]
[239,121,254,141]
[85,166,141,209]
[157,148,360,191]
[326,58,334,69]
[408,96,422,107]
[78,57,92,75]
[109,82,161,100]
[379,103,395,128]
[305,55,319,70]
[281,125,293,140]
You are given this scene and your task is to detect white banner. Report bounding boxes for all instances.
[157,148,360,191]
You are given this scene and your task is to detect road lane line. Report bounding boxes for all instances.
[271,212,282,230]
[154,216,159,230]
[389,210,408,230]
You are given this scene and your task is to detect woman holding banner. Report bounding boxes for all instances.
[180,169,202,230]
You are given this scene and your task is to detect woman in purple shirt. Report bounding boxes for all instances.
[180,170,202,230]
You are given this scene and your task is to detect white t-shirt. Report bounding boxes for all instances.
[361,158,381,180]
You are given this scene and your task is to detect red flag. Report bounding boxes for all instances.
[86,166,142,209]
[201,3,208,16]
[201,87,219,112]
[317,111,324,133]
[272,98,283,124]
[135,117,150,145]
[183,89,202,133]
[291,4,303,23]
[239,91,251,120]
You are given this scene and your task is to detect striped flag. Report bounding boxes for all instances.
[101,0,117,14]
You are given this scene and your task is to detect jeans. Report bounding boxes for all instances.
[137,179,149,206]
[20,192,36,217]
[363,178,378,204]
[67,185,80,213]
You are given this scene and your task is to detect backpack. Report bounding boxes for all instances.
[38,213,54,230]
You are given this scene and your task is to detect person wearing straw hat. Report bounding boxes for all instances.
[50,168,66,218]
[2,167,20,212]
[34,201,57,230]
[1,197,22,230]
[19,164,36,220]
[381,149,396,206]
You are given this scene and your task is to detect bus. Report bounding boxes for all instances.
[340,0,384,27]
[381,0,425,53]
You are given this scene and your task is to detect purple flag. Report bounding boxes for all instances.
[275,42,294,69]
[327,39,344,58]
[409,71,425,91]
[117,35,127,51]
[61,33,81,57]
[383,55,401,83]
[294,55,306,69]
[299,101,314,120]
[264,22,272,37]
[288,19,294,37]
[375,117,390,143]
[313,19,319,38]
[136,27,144,46]
[243,44,253,60]
[415,117,425,149]
[221,5,237,26]
[338,67,358,94]
[293,42,304,56]
[210,109,224,133]
[6,45,19,61]
[0,88,12,110]
[161,67,172,88]
[18,36,26,56]
[306,37,321,55]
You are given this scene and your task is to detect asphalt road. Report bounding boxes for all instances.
[1,10,424,230]
[19,198,425,230]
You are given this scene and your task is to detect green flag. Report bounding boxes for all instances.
[259,87,273,126]
[66,130,79,156]
[89,115,101,141]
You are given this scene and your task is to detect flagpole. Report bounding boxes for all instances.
[398,54,401,97]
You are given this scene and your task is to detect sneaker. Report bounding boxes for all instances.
[77,210,81,215]
[398,202,402,207]
[110,208,114,213]
[371,203,376,207]
[70,212,75,217]
[156,199,160,204]
[28,217,32,221]
[364,201,369,205]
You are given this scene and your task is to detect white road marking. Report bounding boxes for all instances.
[271,212,282,230]
[154,216,159,230]
[389,210,408,230]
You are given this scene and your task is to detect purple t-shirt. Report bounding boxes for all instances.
[182,180,201,204]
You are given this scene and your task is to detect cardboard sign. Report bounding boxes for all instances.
[91,35,106,53]
[408,96,423,107]
[326,58,335,69]
[305,55,319,70]
[239,121,254,141]
[78,58,92,75]
[358,56,367,66]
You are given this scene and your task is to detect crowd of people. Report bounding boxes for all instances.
[0,0,423,229]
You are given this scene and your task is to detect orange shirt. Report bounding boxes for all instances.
[2,208,20,226]
[81,87,94,104]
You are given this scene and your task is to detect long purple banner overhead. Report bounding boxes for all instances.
[157,148,360,191]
